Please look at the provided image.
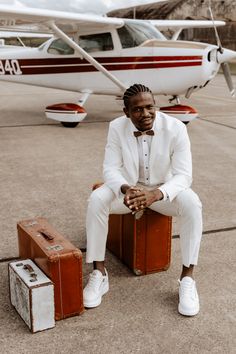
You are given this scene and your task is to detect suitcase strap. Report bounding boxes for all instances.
[37,229,64,251]
[38,229,54,241]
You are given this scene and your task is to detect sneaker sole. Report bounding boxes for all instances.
[178,304,199,316]
[84,284,109,308]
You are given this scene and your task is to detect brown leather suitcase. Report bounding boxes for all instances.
[17,217,84,320]
[107,210,172,275]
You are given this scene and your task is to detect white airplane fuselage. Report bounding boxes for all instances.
[0,32,221,98]
[0,7,235,125]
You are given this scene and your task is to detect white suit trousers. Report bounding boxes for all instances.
[86,184,203,267]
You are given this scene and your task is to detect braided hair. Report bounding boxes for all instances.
[123,84,153,108]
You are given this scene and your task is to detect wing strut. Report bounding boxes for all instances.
[47,21,127,93]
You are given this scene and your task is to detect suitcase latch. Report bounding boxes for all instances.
[18,263,38,282]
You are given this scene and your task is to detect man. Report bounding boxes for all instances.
[84,84,202,316]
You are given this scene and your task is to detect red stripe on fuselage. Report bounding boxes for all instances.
[1,56,203,75]
[17,55,203,66]
[21,61,202,75]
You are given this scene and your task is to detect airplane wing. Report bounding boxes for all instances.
[87,0,167,14]
[149,19,226,40]
[0,4,129,91]
[0,5,124,35]
[6,0,167,16]
[149,19,226,29]
[0,5,225,36]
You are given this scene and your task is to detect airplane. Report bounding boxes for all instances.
[0,2,235,127]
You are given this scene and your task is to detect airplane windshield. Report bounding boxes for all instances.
[118,22,165,48]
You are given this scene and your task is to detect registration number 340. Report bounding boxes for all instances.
[0,60,22,75]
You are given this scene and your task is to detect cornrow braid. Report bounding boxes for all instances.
[123,84,153,108]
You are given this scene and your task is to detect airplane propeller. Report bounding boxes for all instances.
[208,6,236,97]
[221,62,235,97]
[207,6,223,53]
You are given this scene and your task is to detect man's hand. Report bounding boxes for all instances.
[122,185,163,213]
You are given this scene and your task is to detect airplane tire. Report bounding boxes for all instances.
[61,122,79,128]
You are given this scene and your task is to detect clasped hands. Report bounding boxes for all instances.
[122,185,163,215]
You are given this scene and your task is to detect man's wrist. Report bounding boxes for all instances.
[121,184,131,194]
[153,188,164,201]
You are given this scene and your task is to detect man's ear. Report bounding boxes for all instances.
[123,107,130,118]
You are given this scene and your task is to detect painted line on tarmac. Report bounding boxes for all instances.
[0,123,59,128]
[195,94,235,103]
[1,228,235,263]
[0,121,111,128]
[172,225,236,239]
[204,114,235,117]
[199,117,236,130]
[0,256,20,263]
[0,248,87,263]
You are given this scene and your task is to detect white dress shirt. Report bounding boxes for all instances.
[136,133,168,200]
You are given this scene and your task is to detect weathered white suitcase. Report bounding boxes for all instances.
[9,259,55,333]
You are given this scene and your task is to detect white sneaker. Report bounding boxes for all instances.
[83,269,109,308]
[178,276,200,316]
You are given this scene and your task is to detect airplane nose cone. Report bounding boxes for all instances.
[217,48,236,64]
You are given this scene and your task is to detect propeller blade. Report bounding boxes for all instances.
[208,6,223,53]
[221,62,235,97]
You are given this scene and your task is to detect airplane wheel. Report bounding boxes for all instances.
[61,122,79,128]
[183,121,189,125]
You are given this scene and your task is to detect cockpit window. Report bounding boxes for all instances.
[0,36,50,47]
[48,38,74,55]
[0,37,22,46]
[118,22,165,48]
[79,33,114,52]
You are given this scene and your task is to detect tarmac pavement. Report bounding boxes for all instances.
[0,74,236,353]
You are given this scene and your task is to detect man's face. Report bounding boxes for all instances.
[123,92,156,131]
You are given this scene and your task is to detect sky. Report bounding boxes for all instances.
[0,0,162,14]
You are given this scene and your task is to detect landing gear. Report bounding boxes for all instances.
[169,95,180,104]
[159,96,198,124]
[61,121,80,128]
[45,103,87,127]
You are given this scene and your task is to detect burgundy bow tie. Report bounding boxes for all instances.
[133,130,154,137]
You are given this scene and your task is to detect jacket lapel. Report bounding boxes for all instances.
[149,112,163,168]
[126,119,139,175]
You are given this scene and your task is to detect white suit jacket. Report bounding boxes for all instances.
[103,111,192,202]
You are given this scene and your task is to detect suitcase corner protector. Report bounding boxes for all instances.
[133,268,143,276]
[73,249,83,259]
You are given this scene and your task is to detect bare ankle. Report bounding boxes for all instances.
[93,261,106,276]
[180,264,194,280]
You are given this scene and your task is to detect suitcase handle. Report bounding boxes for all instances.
[23,264,37,281]
[39,229,54,241]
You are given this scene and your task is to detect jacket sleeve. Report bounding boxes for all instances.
[159,123,192,202]
[103,122,129,198]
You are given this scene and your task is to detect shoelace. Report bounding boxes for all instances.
[179,279,195,298]
[86,273,101,290]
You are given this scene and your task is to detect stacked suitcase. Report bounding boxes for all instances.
[9,259,55,333]
[16,217,84,321]
[10,210,172,331]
